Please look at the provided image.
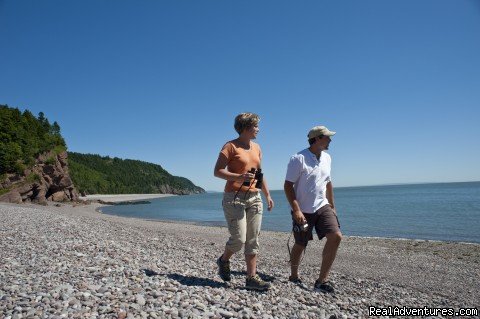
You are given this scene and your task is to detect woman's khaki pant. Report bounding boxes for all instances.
[222,191,263,255]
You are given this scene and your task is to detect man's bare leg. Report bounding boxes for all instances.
[290,243,305,279]
[318,231,342,282]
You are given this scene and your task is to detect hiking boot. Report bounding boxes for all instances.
[245,274,270,291]
[314,279,335,293]
[217,256,231,282]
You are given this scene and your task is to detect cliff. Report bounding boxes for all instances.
[0,151,79,204]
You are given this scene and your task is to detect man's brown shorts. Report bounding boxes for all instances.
[292,205,340,247]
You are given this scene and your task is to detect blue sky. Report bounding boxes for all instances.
[1,0,479,191]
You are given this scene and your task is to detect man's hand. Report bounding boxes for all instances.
[292,210,306,225]
[330,204,337,216]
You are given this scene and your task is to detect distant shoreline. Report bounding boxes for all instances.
[83,181,480,195]
[79,194,176,203]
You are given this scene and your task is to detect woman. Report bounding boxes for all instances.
[214,112,274,291]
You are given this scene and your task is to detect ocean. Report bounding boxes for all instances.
[101,181,480,243]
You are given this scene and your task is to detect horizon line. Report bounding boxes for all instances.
[205,180,480,193]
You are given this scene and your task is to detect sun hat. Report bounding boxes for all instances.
[307,126,336,139]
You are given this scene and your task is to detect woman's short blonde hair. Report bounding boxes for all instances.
[234,113,260,135]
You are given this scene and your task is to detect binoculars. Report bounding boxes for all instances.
[242,168,263,189]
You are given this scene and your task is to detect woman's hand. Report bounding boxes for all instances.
[266,195,274,211]
[236,172,255,183]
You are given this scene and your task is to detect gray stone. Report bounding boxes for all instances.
[135,295,146,306]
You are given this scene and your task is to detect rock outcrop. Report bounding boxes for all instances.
[157,184,203,195]
[0,151,79,204]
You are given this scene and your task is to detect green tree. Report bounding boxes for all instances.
[0,105,66,175]
[51,121,61,135]
[0,142,22,173]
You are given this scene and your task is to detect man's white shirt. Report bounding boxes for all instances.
[285,148,332,214]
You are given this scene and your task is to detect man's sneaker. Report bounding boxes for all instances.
[288,276,309,290]
[288,276,303,284]
[216,256,231,282]
[246,274,270,291]
[314,279,335,293]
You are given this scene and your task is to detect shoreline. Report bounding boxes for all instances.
[101,209,480,246]
[1,201,478,318]
[95,201,480,246]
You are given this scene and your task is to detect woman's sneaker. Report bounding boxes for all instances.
[246,274,270,291]
[314,279,335,293]
[217,256,231,282]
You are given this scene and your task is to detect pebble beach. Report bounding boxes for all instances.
[1,200,479,318]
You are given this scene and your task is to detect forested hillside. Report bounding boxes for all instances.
[68,152,204,195]
[0,105,66,175]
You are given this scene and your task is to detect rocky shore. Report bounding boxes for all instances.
[1,202,478,318]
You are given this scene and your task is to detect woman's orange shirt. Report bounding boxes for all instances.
[220,140,262,193]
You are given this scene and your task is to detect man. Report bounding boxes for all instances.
[284,125,342,293]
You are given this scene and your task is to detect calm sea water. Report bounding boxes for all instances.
[101,182,480,243]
